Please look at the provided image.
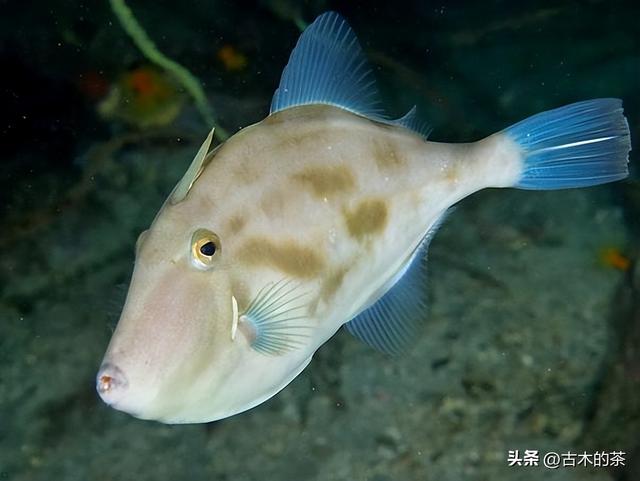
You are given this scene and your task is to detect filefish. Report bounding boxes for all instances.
[96,12,631,423]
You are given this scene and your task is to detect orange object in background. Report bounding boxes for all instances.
[97,65,184,128]
[217,45,248,72]
[600,247,631,271]
[125,66,174,106]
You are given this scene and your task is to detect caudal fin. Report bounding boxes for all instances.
[505,99,631,190]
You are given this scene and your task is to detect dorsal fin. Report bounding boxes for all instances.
[270,12,432,139]
[344,212,449,355]
[169,127,215,205]
[270,12,384,118]
[387,106,432,139]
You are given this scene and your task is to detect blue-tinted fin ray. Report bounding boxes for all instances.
[345,213,449,355]
[270,11,384,117]
[240,279,311,355]
[271,12,434,139]
[505,98,631,190]
[386,106,432,139]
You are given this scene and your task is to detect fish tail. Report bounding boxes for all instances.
[504,99,631,190]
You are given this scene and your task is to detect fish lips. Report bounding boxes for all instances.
[96,362,130,409]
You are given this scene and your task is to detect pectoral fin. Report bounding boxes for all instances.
[239,279,311,356]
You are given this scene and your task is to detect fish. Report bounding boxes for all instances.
[96,12,632,423]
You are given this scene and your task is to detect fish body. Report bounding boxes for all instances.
[97,13,631,423]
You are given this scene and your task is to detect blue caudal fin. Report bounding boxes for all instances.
[505,99,631,190]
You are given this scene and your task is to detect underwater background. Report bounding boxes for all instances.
[1,0,639,480]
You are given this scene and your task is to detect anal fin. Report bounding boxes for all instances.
[345,213,448,355]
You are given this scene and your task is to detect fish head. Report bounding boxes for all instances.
[96,129,316,423]
[96,195,243,422]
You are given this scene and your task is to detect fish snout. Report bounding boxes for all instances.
[96,362,129,406]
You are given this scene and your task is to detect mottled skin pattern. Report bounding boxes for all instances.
[97,104,522,423]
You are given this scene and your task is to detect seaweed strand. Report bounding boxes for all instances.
[109,0,229,140]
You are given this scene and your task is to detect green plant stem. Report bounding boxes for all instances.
[109,0,229,140]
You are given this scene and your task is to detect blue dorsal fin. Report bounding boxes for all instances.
[270,12,434,138]
[270,11,384,118]
[345,212,449,355]
[386,106,433,139]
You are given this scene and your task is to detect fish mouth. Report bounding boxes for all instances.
[96,362,129,407]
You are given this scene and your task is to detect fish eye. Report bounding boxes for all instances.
[200,241,216,256]
[191,229,221,269]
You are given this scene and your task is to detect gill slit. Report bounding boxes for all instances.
[231,295,239,341]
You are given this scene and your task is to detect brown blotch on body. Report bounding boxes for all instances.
[321,266,349,301]
[273,129,325,151]
[260,189,289,217]
[344,199,389,241]
[292,166,355,198]
[237,237,325,279]
[373,139,405,170]
[264,104,338,125]
[232,161,261,185]
[226,215,247,235]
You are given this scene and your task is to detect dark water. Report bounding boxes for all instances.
[1,1,639,480]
